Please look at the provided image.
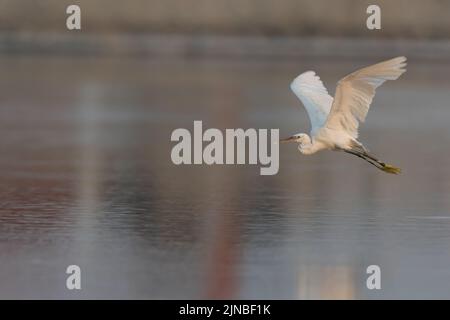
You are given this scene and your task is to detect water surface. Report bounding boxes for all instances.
[0,56,449,299]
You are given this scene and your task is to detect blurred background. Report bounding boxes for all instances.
[0,0,450,299]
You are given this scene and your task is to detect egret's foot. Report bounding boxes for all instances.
[381,164,401,174]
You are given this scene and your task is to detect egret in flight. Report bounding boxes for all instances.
[281,56,407,174]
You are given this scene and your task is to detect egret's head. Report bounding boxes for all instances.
[280,133,308,144]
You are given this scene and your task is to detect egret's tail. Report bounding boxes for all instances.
[344,144,401,175]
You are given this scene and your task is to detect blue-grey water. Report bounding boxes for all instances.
[0,56,449,299]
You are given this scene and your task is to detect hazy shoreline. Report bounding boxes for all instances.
[1,33,450,61]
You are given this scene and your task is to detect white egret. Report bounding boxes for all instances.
[281,56,407,174]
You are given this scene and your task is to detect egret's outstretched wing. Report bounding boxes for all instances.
[290,71,334,135]
[325,56,407,138]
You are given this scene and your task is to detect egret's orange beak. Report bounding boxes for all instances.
[280,136,296,143]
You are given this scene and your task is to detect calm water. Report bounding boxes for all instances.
[0,56,450,299]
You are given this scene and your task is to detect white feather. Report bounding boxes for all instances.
[290,71,333,136]
[325,56,407,139]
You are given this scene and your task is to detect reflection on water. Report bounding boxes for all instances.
[0,56,450,299]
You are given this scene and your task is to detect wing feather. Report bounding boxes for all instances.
[325,56,407,138]
[290,71,333,136]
